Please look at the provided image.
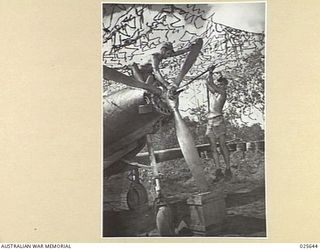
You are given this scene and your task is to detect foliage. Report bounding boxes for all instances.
[225,49,265,122]
[186,104,265,142]
[143,111,264,158]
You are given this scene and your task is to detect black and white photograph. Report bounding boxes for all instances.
[102,2,266,237]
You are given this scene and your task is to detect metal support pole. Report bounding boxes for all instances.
[146,134,174,236]
[146,134,161,197]
[207,86,210,113]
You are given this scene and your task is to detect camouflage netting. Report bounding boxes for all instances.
[102,4,265,122]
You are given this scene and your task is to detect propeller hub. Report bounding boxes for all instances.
[144,92,172,116]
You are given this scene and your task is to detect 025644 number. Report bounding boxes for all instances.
[300,244,318,248]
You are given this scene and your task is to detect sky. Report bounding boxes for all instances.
[209,2,265,33]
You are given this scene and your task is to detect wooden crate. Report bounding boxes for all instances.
[187,192,226,234]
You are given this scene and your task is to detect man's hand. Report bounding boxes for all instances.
[189,38,202,51]
[207,65,216,73]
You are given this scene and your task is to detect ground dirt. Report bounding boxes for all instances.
[103,150,266,237]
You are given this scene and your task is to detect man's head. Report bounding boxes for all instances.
[160,42,174,57]
[217,77,228,88]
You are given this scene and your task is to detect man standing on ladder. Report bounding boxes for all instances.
[205,66,232,181]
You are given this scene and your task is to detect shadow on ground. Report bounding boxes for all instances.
[103,185,266,237]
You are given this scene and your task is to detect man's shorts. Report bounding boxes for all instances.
[206,115,226,138]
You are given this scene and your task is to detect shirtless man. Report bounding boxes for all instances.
[205,67,232,180]
[130,41,197,87]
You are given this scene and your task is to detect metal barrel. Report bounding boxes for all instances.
[255,141,265,152]
[236,142,246,151]
[227,143,237,152]
[247,142,256,151]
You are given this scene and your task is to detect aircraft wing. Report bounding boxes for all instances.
[134,143,212,165]
[133,141,264,165]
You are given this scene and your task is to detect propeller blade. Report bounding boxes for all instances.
[103,65,162,95]
[174,38,203,87]
[171,107,209,192]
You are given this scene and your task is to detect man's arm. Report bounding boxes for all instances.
[206,72,225,95]
[151,53,169,87]
[130,62,144,82]
[165,47,190,58]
